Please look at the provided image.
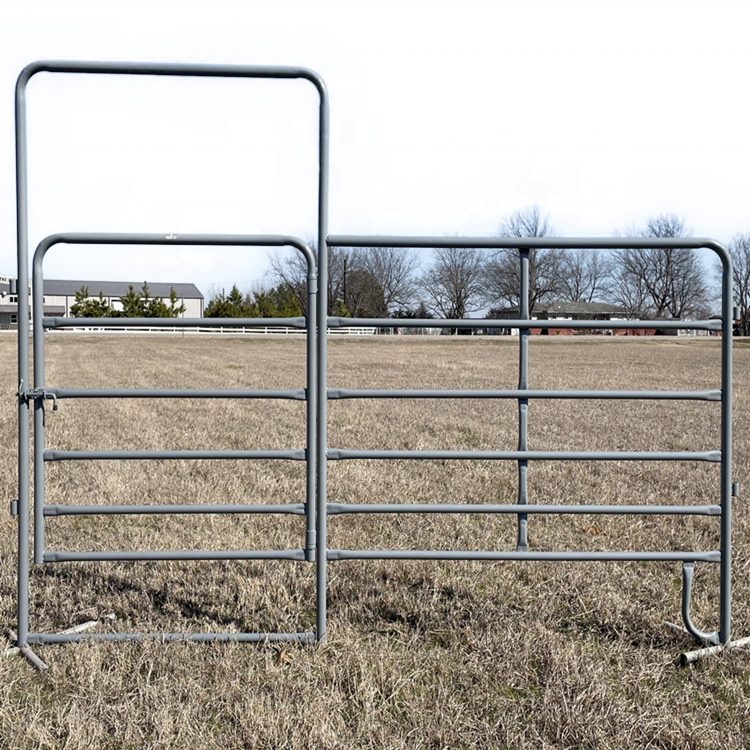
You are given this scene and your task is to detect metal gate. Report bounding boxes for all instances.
[13,61,735,665]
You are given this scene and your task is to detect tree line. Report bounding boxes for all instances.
[252,207,743,327]
[70,283,186,318]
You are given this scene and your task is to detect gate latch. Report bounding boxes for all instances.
[16,382,57,410]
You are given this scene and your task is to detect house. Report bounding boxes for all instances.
[0,276,204,329]
[486,301,630,335]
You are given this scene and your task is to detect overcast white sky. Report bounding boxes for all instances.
[1,0,748,300]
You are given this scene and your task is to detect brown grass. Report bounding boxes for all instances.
[1,334,749,749]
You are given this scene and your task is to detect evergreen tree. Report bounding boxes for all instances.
[70,287,114,317]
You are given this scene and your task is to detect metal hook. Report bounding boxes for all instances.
[681,562,720,646]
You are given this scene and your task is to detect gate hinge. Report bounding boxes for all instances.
[16,382,57,410]
[732,482,740,497]
[10,500,18,516]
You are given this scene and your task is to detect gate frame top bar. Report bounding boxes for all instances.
[327,235,730,255]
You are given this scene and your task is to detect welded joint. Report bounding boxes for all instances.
[681,562,721,646]
[305,530,317,562]
[307,275,318,295]
[6,630,47,672]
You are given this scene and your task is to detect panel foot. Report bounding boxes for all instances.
[681,562,720,646]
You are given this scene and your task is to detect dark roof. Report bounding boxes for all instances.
[489,301,627,317]
[42,280,203,299]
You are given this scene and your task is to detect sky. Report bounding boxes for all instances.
[1,0,749,301]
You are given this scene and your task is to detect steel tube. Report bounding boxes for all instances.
[316,77,330,642]
[44,550,306,562]
[32,264,45,564]
[326,449,721,462]
[328,317,720,331]
[44,449,306,461]
[327,388,721,401]
[720,247,733,643]
[51,388,306,400]
[326,503,722,516]
[517,248,530,551]
[44,316,305,328]
[327,549,721,562]
[44,503,306,516]
[15,67,31,645]
[305,270,318,562]
[28,631,316,644]
[327,235,730,252]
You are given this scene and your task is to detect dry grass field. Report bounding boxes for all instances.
[1,333,749,749]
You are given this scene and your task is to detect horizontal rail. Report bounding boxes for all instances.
[51,388,307,400]
[326,503,722,516]
[27,631,316,644]
[328,388,721,402]
[327,449,721,462]
[44,449,306,461]
[328,317,721,331]
[44,503,306,516]
[327,550,721,562]
[327,234,726,254]
[43,550,307,562]
[43,316,307,329]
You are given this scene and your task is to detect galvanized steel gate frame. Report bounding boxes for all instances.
[13,61,736,663]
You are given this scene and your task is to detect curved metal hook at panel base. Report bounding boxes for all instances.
[682,563,721,646]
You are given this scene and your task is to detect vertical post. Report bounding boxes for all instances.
[32,262,45,563]
[315,81,330,642]
[305,272,317,562]
[15,72,30,645]
[516,249,530,551]
[719,253,733,644]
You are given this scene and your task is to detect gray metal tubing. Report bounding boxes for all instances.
[28,632,316,644]
[719,242,733,644]
[44,449,306,461]
[44,316,305,329]
[327,449,721,462]
[316,79,330,643]
[327,235,728,254]
[44,503,306,516]
[16,101,30,641]
[328,388,722,401]
[328,316,719,331]
[44,550,306,562]
[517,248,530,552]
[51,388,306,400]
[327,550,721,562]
[326,503,722,516]
[305,265,318,563]
[18,62,330,647]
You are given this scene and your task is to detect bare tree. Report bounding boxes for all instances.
[484,205,566,313]
[607,214,708,319]
[420,246,485,323]
[268,242,352,315]
[560,249,608,302]
[357,247,419,314]
[720,233,750,335]
[268,244,418,316]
